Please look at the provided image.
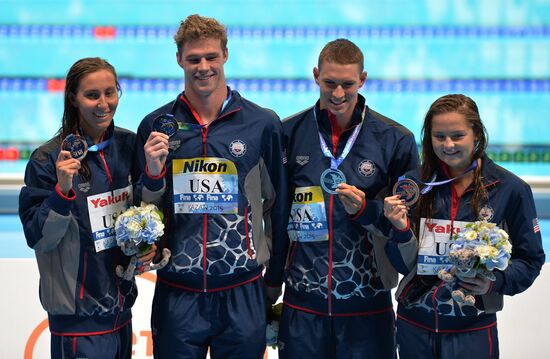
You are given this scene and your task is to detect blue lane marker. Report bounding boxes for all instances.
[1,78,550,93]
[1,25,549,39]
[1,214,550,260]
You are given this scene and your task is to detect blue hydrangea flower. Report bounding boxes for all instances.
[114,203,165,251]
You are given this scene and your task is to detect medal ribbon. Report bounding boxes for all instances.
[69,131,111,154]
[88,139,111,152]
[313,105,366,169]
[174,87,233,131]
[399,160,478,195]
[220,89,232,113]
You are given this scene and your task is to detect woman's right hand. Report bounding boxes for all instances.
[384,195,408,230]
[56,150,81,195]
[144,131,169,176]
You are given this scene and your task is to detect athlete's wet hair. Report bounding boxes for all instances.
[59,57,120,181]
[416,94,488,224]
[318,38,364,72]
[174,14,228,55]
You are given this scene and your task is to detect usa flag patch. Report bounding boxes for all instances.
[533,218,540,234]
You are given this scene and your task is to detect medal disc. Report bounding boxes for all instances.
[320,168,346,194]
[392,178,420,206]
[152,114,178,137]
[61,134,88,161]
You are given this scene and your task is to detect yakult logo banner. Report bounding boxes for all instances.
[87,185,133,252]
[416,218,471,275]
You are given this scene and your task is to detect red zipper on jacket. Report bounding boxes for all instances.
[200,109,240,292]
[326,115,340,315]
[326,113,347,316]
[328,194,334,315]
[201,126,209,291]
[78,137,111,300]
[180,94,241,292]
[202,213,208,292]
[99,150,113,185]
[431,280,446,333]
[432,180,461,332]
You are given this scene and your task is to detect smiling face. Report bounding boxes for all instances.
[314,61,366,124]
[70,69,119,142]
[431,112,478,176]
[177,37,228,100]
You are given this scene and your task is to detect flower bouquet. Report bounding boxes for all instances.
[114,203,171,280]
[437,220,512,305]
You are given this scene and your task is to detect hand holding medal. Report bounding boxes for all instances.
[145,118,171,177]
[336,183,365,215]
[152,114,179,138]
[56,137,83,195]
[61,133,88,161]
[392,178,421,207]
[392,161,478,207]
[320,168,346,194]
[386,176,432,230]
[384,195,408,230]
[386,161,478,229]
[61,133,111,161]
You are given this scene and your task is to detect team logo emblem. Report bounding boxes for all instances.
[169,139,181,151]
[358,159,376,177]
[296,156,309,165]
[78,182,91,193]
[229,140,247,157]
[478,205,494,221]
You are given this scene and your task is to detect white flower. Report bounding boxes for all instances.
[485,222,497,229]
[464,230,478,241]
[501,241,512,254]
[475,245,492,259]
[126,219,142,238]
[497,229,509,241]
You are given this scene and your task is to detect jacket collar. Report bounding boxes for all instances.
[314,94,367,133]
[79,121,115,148]
[178,86,240,125]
